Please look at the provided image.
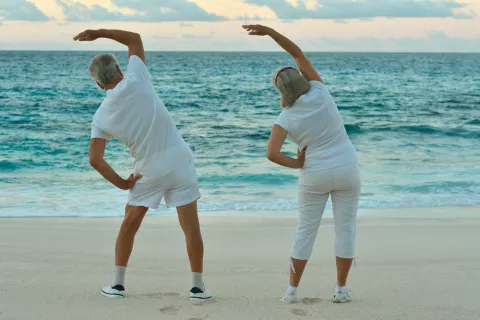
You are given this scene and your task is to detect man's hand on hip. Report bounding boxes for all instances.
[121,174,143,190]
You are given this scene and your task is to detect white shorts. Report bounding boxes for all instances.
[127,159,201,209]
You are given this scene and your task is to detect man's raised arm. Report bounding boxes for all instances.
[73,29,145,63]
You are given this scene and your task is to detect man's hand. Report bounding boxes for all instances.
[73,29,145,63]
[121,173,143,190]
[242,24,272,36]
[297,146,307,168]
[73,29,101,42]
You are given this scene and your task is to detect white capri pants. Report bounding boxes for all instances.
[291,162,360,260]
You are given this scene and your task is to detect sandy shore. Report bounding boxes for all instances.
[1,206,479,320]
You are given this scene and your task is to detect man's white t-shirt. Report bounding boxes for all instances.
[91,55,192,178]
[274,81,357,172]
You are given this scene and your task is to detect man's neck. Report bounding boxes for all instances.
[105,77,123,90]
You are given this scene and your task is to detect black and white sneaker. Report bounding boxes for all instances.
[101,285,125,298]
[189,286,212,301]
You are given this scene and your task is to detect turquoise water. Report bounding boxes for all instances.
[0,51,479,217]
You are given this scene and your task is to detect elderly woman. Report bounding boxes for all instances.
[243,25,360,303]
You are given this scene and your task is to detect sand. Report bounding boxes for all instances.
[0,206,479,320]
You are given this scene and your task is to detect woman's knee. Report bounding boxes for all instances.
[335,237,355,258]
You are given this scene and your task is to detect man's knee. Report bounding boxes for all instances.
[182,222,201,237]
[121,214,143,234]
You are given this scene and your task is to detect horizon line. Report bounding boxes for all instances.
[0,50,479,54]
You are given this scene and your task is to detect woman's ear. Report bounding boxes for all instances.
[96,81,105,90]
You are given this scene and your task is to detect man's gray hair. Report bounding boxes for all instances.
[272,67,311,108]
[88,54,122,87]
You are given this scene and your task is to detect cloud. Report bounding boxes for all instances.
[151,34,175,40]
[235,14,263,21]
[302,31,480,52]
[243,0,471,20]
[180,22,194,27]
[181,33,211,39]
[0,0,50,21]
[56,1,127,21]
[57,0,227,22]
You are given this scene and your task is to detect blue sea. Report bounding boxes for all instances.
[0,51,479,217]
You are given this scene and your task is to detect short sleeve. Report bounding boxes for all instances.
[91,124,112,140]
[309,80,327,91]
[126,55,151,82]
[274,111,289,132]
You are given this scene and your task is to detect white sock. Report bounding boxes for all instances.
[287,285,297,295]
[336,285,347,293]
[192,272,204,290]
[113,266,126,287]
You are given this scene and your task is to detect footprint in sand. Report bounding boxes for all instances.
[159,305,180,315]
[142,292,180,298]
[291,308,309,316]
[188,315,208,320]
[301,297,321,305]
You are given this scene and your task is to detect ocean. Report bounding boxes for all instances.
[0,51,479,217]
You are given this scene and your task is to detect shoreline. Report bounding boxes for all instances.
[1,205,478,220]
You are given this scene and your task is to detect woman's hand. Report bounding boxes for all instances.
[297,146,307,168]
[73,29,101,41]
[242,24,272,36]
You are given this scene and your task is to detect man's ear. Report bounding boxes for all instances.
[116,64,124,78]
[96,81,105,90]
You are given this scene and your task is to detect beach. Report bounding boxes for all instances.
[1,206,479,320]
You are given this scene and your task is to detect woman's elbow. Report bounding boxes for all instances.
[266,150,277,162]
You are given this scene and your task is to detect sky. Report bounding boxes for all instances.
[0,0,479,51]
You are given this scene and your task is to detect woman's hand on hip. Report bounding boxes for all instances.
[297,146,307,168]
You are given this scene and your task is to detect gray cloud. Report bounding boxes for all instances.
[243,0,471,20]
[302,31,480,52]
[235,14,263,21]
[57,1,127,21]
[57,0,226,22]
[181,33,211,39]
[151,34,176,40]
[0,0,50,21]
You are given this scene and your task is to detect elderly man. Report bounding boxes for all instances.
[73,29,211,301]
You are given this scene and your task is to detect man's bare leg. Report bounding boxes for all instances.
[115,204,149,266]
[177,200,211,300]
[177,200,203,273]
[102,204,148,298]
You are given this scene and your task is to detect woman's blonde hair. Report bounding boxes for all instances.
[272,66,310,108]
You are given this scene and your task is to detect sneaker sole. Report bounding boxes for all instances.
[101,290,124,299]
[190,296,212,302]
[333,299,351,303]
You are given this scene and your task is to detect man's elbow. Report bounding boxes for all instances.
[89,157,102,169]
[131,32,142,42]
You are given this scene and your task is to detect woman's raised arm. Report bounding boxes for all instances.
[242,25,323,83]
